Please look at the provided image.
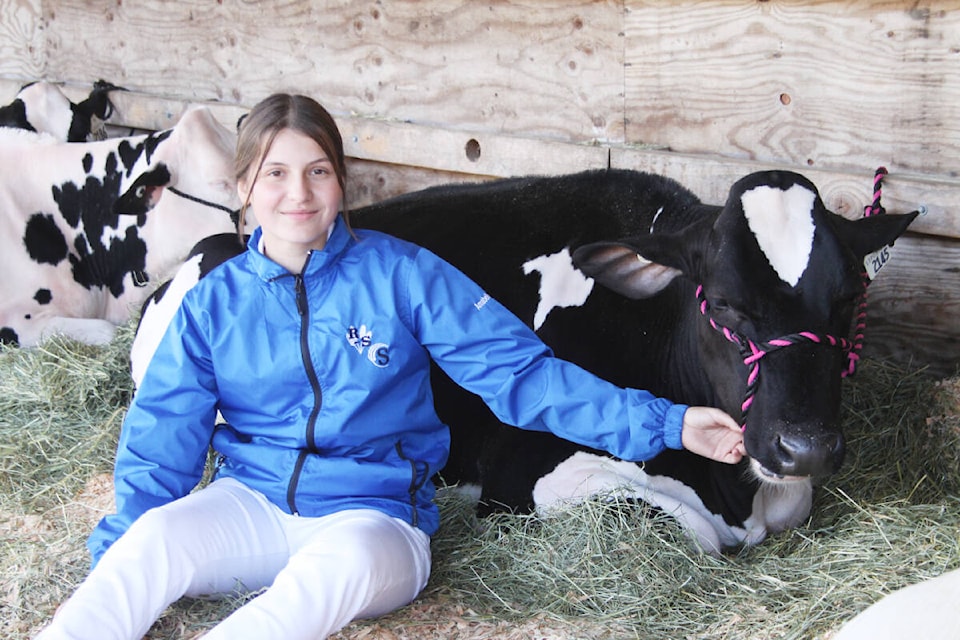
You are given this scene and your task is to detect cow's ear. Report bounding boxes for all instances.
[827,210,919,259]
[573,241,683,299]
[114,165,172,216]
[575,211,716,299]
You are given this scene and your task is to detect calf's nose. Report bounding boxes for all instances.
[774,432,845,477]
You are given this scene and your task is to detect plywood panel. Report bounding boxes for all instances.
[2,81,955,241]
[7,0,959,242]
[0,0,43,77]
[345,116,611,178]
[624,1,960,179]
[346,159,491,209]
[862,234,960,377]
[38,0,625,145]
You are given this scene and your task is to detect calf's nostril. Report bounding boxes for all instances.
[775,434,797,467]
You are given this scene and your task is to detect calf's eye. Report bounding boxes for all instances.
[710,298,730,313]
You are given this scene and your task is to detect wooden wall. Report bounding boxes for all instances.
[1,0,958,376]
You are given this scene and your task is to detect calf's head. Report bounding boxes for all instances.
[574,170,917,482]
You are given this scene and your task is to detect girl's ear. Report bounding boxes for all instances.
[237,177,250,202]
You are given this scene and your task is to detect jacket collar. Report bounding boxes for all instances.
[246,215,352,281]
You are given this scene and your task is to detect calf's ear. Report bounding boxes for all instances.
[572,240,683,299]
[573,214,712,299]
[827,210,919,259]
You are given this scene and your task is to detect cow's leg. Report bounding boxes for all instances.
[531,450,735,552]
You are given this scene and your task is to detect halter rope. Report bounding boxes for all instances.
[846,166,889,375]
[696,168,887,429]
[167,186,242,228]
[695,286,855,429]
[125,188,241,289]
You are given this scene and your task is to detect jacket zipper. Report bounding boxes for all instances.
[287,268,323,514]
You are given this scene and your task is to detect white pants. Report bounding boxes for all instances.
[36,478,432,640]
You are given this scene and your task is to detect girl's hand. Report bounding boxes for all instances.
[680,407,746,464]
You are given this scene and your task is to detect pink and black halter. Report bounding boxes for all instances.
[695,168,890,430]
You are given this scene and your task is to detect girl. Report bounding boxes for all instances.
[37,93,744,640]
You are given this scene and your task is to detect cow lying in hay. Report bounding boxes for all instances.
[131,168,917,552]
[0,80,121,142]
[0,105,247,348]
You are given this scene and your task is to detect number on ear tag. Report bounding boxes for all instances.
[864,245,892,281]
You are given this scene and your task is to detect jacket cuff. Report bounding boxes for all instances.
[663,403,687,450]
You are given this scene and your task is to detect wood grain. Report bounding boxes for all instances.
[35,0,625,144]
[0,0,43,78]
[624,1,960,179]
[862,233,960,377]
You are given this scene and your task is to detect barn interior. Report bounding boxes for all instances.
[1,2,958,639]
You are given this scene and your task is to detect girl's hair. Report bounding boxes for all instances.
[235,93,351,237]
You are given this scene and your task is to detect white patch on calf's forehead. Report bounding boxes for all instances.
[740,184,816,287]
[522,247,594,331]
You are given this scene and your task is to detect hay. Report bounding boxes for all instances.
[0,325,134,514]
[0,326,135,637]
[2,328,958,639]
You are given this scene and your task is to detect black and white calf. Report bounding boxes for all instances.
[0,106,248,347]
[130,233,247,388]
[352,169,917,551]
[0,80,121,142]
[132,169,917,552]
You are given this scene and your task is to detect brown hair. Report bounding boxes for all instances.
[235,93,351,238]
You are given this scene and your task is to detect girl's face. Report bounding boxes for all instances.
[238,128,343,264]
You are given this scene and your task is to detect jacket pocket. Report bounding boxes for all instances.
[395,441,430,528]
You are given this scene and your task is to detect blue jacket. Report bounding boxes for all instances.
[88,217,687,564]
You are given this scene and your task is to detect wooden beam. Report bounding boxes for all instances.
[3,80,955,239]
[609,148,955,239]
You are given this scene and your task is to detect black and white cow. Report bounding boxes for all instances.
[130,232,247,387]
[132,169,916,552]
[351,169,917,551]
[0,105,247,348]
[0,80,121,142]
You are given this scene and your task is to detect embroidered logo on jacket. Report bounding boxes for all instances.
[347,324,390,368]
[474,293,491,310]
